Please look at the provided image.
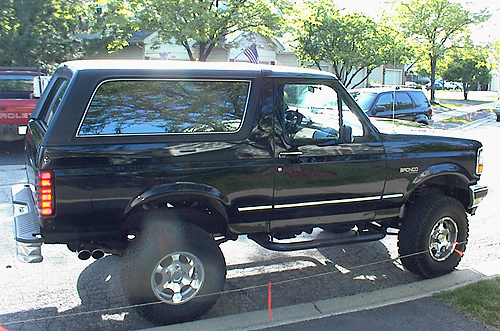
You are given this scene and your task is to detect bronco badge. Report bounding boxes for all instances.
[400,167,419,174]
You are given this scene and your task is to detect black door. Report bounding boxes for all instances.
[272,81,387,231]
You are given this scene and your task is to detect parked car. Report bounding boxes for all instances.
[495,96,500,122]
[351,87,433,125]
[425,81,444,90]
[444,82,462,90]
[0,68,49,141]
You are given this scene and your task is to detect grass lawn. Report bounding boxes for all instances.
[436,277,500,330]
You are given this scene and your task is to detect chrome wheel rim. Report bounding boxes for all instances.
[428,217,458,261]
[151,251,205,305]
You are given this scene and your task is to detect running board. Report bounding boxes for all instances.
[248,230,386,252]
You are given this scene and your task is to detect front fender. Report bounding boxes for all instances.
[410,163,471,189]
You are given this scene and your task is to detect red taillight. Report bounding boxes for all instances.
[37,171,54,216]
[40,179,52,187]
[40,172,51,180]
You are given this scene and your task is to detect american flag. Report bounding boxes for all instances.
[243,44,259,64]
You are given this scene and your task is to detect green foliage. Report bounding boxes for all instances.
[0,0,92,68]
[86,0,140,53]
[442,39,491,100]
[490,39,500,70]
[129,0,285,61]
[293,0,409,88]
[395,0,490,102]
[0,0,284,66]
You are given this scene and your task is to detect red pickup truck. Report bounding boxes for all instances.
[0,68,49,141]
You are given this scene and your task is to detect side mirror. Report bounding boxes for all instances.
[373,105,386,115]
[340,125,353,143]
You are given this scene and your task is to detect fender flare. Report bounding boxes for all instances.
[125,182,230,223]
[405,163,473,208]
[410,163,471,188]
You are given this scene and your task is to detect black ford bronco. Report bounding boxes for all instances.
[12,60,488,324]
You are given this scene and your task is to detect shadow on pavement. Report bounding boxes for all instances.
[0,237,421,331]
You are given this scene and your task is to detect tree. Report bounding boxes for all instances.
[85,0,142,55]
[442,40,492,100]
[490,39,500,71]
[293,0,410,88]
[0,0,90,68]
[395,0,489,103]
[117,0,285,61]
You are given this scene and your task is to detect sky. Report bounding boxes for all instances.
[463,1,500,44]
[338,0,499,44]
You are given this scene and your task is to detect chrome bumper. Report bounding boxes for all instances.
[468,184,488,214]
[11,184,43,263]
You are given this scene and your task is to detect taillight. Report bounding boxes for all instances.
[476,148,484,175]
[36,171,54,216]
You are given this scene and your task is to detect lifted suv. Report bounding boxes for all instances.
[352,88,433,125]
[12,60,487,325]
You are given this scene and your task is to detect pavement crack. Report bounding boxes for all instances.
[312,302,323,314]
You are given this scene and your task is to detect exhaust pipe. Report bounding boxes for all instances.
[77,249,106,260]
[77,250,91,260]
[91,249,105,259]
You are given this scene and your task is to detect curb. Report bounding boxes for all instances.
[142,260,500,331]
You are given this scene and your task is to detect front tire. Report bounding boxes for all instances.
[398,195,468,278]
[123,219,226,324]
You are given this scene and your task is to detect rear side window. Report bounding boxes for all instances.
[408,91,430,107]
[395,92,413,110]
[77,79,250,136]
[40,78,69,127]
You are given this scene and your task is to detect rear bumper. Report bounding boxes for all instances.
[468,184,488,215]
[11,184,43,263]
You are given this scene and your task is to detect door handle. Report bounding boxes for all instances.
[279,151,303,158]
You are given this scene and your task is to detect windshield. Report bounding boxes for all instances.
[352,92,377,111]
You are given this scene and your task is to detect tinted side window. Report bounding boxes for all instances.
[40,78,69,127]
[395,92,413,110]
[409,91,430,107]
[78,80,250,136]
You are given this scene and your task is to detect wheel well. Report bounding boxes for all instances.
[125,194,230,236]
[408,174,470,209]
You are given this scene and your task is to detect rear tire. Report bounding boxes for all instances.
[123,219,226,324]
[398,195,468,278]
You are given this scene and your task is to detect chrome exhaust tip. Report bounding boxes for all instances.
[77,250,91,260]
[91,249,105,259]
